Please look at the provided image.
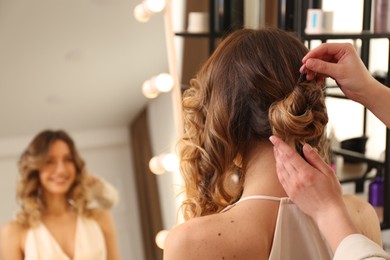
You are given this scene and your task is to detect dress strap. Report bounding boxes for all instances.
[220,195,282,213]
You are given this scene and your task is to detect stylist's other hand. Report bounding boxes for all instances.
[269,135,343,221]
[270,135,360,252]
[300,43,376,106]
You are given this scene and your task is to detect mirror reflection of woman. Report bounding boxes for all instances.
[0,130,120,260]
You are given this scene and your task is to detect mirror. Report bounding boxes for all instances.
[0,0,172,259]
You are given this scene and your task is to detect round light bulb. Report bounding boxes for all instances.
[161,153,179,172]
[155,229,169,249]
[142,80,159,99]
[149,156,165,175]
[231,173,239,184]
[155,73,174,92]
[133,3,151,22]
[145,0,165,13]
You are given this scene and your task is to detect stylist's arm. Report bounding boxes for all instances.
[270,135,390,260]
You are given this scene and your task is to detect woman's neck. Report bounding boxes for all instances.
[42,193,72,216]
[241,141,287,198]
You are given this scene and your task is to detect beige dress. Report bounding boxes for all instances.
[222,195,334,260]
[24,215,106,260]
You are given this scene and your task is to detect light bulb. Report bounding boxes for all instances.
[155,73,174,92]
[133,3,151,22]
[149,156,165,175]
[155,229,169,249]
[145,0,165,13]
[161,153,179,172]
[142,80,159,99]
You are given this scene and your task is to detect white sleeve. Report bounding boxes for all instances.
[334,234,390,260]
[87,175,120,209]
[98,176,120,207]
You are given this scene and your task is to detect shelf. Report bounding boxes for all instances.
[332,147,384,168]
[325,87,348,99]
[303,30,390,41]
[175,0,243,55]
[332,148,382,193]
[326,93,349,99]
[175,32,224,38]
[334,156,373,183]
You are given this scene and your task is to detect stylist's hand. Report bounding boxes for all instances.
[300,42,376,105]
[270,135,358,252]
[269,135,343,221]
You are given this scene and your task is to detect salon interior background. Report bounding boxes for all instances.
[0,0,387,259]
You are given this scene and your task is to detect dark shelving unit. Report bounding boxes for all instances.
[174,0,244,55]
[285,0,390,229]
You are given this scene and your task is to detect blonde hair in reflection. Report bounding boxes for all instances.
[16,129,92,227]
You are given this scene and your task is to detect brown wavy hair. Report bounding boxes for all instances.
[178,27,329,221]
[16,129,91,227]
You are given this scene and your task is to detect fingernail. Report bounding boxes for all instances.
[299,64,306,73]
[303,143,313,152]
[269,136,276,145]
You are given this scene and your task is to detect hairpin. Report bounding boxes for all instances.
[297,73,307,84]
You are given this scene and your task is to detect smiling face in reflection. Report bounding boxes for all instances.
[39,140,76,196]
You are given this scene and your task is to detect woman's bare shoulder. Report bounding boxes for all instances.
[88,208,111,223]
[342,194,382,245]
[342,194,377,218]
[163,212,266,260]
[164,215,223,260]
[1,220,27,258]
[1,220,26,237]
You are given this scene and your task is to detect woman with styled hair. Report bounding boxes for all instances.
[163,27,382,259]
[0,130,120,260]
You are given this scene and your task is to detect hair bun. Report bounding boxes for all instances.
[268,82,328,146]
